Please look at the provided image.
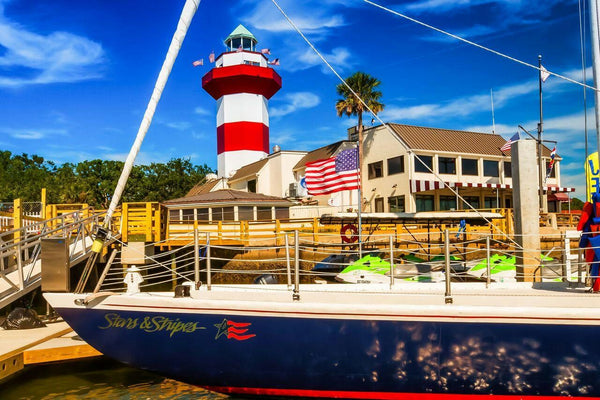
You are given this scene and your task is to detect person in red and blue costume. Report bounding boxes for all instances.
[577,192,600,292]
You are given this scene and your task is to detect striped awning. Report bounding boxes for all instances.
[410,180,452,193]
[544,185,575,193]
[454,182,511,189]
[410,180,575,193]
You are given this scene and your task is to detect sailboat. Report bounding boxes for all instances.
[44,0,600,398]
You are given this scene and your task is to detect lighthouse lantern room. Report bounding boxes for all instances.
[202,25,282,178]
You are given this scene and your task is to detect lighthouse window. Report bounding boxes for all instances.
[243,60,260,66]
[231,37,242,50]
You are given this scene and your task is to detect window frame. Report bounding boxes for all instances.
[368,160,384,179]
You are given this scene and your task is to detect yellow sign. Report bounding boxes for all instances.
[586,152,599,202]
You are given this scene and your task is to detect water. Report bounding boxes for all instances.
[1,357,236,400]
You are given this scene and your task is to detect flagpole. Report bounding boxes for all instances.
[356,140,362,257]
[537,54,547,213]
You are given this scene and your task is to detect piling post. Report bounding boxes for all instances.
[13,198,22,243]
[511,139,541,282]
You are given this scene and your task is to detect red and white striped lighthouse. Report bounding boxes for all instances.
[202,25,282,178]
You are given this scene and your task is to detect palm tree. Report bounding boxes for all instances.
[335,72,384,180]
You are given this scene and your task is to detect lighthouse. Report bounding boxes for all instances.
[202,25,282,178]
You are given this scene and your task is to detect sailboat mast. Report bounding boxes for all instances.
[589,0,600,165]
[103,0,201,226]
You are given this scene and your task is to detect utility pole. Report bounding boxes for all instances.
[537,55,547,213]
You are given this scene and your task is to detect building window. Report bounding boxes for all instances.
[438,157,456,174]
[388,195,405,212]
[483,160,499,177]
[546,161,556,178]
[368,161,383,179]
[416,195,434,211]
[461,196,480,210]
[387,156,404,175]
[275,207,289,220]
[439,196,456,211]
[182,208,194,221]
[374,198,384,212]
[462,158,478,176]
[247,179,257,193]
[484,197,498,208]
[238,206,254,221]
[504,162,512,178]
[197,208,209,221]
[415,155,433,173]
[169,209,180,222]
[257,206,272,221]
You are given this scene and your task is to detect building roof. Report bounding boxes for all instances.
[224,24,257,43]
[228,158,269,182]
[163,189,292,207]
[185,178,222,197]
[383,123,555,158]
[293,140,355,170]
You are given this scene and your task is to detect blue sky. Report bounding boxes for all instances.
[0,0,593,198]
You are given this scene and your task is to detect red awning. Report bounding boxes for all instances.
[548,192,570,202]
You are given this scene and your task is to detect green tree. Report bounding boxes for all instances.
[336,71,385,173]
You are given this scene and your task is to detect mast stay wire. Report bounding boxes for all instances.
[269,0,523,250]
[363,0,598,92]
[580,0,590,199]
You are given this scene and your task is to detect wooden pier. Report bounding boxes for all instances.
[0,321,101,381]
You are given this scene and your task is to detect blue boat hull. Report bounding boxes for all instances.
[53,304,600,398]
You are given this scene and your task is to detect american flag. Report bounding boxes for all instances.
[305,148,359,195]
[192,59,203,67]
[500,132,519,152]
[209,52,215,63]
[268,58,280,66]
[261,48,271,55]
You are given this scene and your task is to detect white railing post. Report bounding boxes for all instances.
[285,233,292,289]
[293,230,300,301]
[389,235,394,289]
[486,236,491,288]
[206,232,211,291]
[444,229,452,303]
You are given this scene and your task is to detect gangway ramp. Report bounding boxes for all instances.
[0,210,118,310]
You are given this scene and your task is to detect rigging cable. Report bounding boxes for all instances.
[580,0,590,199]
[269,0,523,250]
[363,0,598,92]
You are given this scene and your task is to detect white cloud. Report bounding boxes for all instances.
[271,92,320,117]
[240,1,346,36]
[0,127,67,140]
[0,3,105,87]
[283,47,353,73]
[194,106,212,116]
[164,121,192,131]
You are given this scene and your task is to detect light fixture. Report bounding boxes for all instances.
[392,184,398,188]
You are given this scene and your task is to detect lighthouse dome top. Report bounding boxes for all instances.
[224,24,258,52]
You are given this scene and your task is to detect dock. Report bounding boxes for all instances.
[0,321,102,381]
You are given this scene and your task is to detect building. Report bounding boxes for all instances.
[356,123,573,213]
